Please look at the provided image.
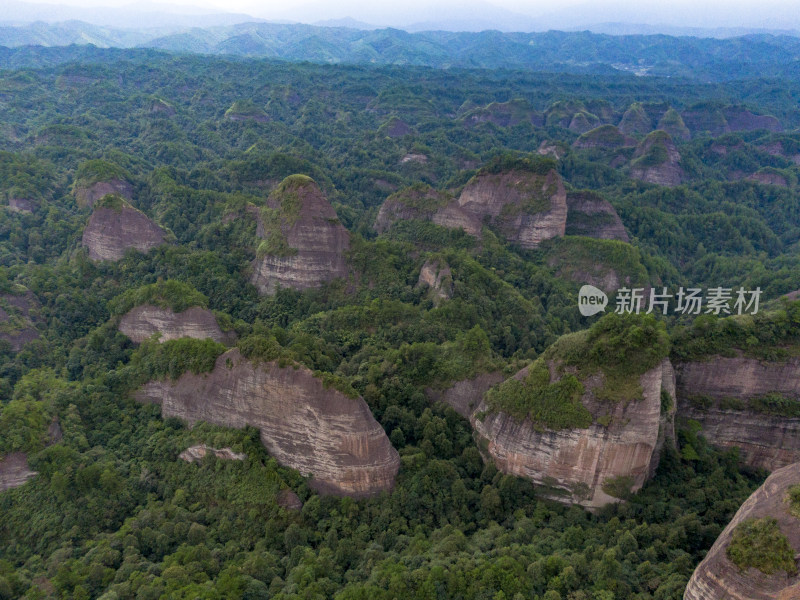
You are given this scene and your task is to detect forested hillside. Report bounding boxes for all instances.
[0,48,799,598]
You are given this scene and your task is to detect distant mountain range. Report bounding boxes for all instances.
[2,19,800,82]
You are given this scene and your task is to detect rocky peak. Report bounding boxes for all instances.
[565,191,629,242]
[568,111,599,134]
[629,130,684,187]
[684,462,800,600]
[73,159,133,209]
[81,195,167,261]
[250,175,350,295]
[618,103,652,136]
[573,125,636,150]
[657,108,691,141]
[118,305,235,345]
[136,348,399,497]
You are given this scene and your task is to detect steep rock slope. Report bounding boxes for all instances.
[573,125,635,150]
[657,108,691,141]
[250,175,350,295]
[618,103,652,137]
[565,191,629,242]
[81,196,167,261]
[136,348,399,497]
[472,358,675,509]
[676,355,800,471]
[74,178,132,209]
[119,305,235,345]
[0,452,37,492]
[0,287,40,352]
[417,259,453,302]
[426,372,506,419]
[629,130,684,187]
[684,462,800,600]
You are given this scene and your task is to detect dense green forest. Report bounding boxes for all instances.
[0,46,798,599]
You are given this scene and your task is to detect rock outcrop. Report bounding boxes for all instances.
[0,288,41,352]
[629,130,684,187]
[74,178,132,209]
[276,488,303,510]
[723,106,782,133]
[375,165,568,248]
[462,99,542,128]
[681,106,730,137]
[747,170,789,187]
[657,108,691,141]
[471,358,676,509]
[0,452,37,492]
[427,372,505,419]
[568,112,599,134]
[456,168,567,248]
[573,125,635,150]
[81,198,167,262]
[676,355,800,471]
[684,462,800,600]
[119,305,235,345]
[417,259,453,302]
[250,176,350,295]
[618,103,652,137]
[565,191,629,242]
[6,197,38,214]
[136,349,399,497]
[179,445,246,463]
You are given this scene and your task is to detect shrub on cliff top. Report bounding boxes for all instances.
[109,280,208,317]
[75,159,130,185]
[480,152,557,177]
[726,517,797,575]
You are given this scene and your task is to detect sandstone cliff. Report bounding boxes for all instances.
[629,131,684,187]
[6,197,38,214]
[572,125,635,151]
[417,259,453,302]
[462,99,543,128]
[684,462,800,600]
[426,372,505,419]
[136,348,399,497]
[747,170,789,187]
[74,178,132,209]
[676,355,800,471]
[618,103,652,137]
[119,305,235,345]
[81,197,167,262]
[657,108,691,141]
[456,168,567,249]
[471,359,675,509]
[0,452,37,493]
[250,175,350,295]
[565,191,629,242]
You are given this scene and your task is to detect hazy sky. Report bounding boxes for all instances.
[11,0,800,30]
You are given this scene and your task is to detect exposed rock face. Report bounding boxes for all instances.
[456,169,567,249]
[136,349,399,497]
[723,107,782,133]
[629,131,684,187]
[681,106,730,137]
[684,462,800,600]
[250,176,350,295]
[276,488,303,510]
[179,445,246,463]
[400,153,428,164]
[676,356,800,471]
[568,112,598,134]
[426,372,505,419]
[6,197,38,214]
[119,305,235,345]
[74,178,133,209]
[417,259,453,301]
[618,103,652,137]
[657,108,691,141]
[462,100,541,128]
[573,125,635,150]
[472,359,676,509]
[380,117,411,137]
[747,171,789,187]
[82,204,167,262]
[0,452,37,492]
[537,140,566,159]
[565,191,629,242]
[0,289,41,352]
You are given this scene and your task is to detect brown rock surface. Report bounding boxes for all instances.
[457,169,567,248]
[684,462,800,600]
[417,259,453,301]
[618,103,652,137]
[657,108,691,141]
[136,349,399,497]
[0,452,37,492]
[82,204,167,262]
[565,191,629,242]
[277,488,303,510]
[179,445,246,463]
[119,305,235,345]
[250,176,350,295]
[426,372,505,419]
[629,131,685,187]
[472,359,675,509]
[74,178,133,209]
[723,107,783,133]
[676,356,800,470]
[7,197,38,214]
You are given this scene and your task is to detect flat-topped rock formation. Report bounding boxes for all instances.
[676,355,800,471]
[81,196,167,261]
[629,131,685,187]
[119,305,235,345]
[684,462,800,600]
[471,358,676,509]
[565,191,629,242]
[136,348,399,497]
[250,175,350,295]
